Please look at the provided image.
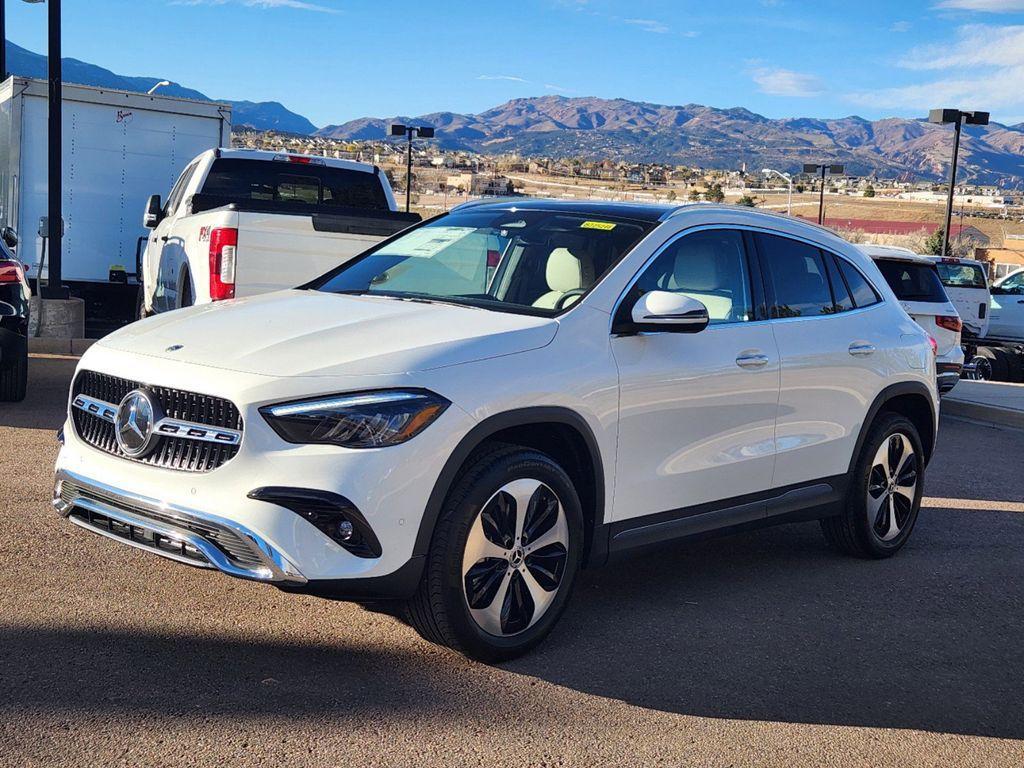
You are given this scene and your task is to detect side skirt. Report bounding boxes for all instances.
[602,476,847,557]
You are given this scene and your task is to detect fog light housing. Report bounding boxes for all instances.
[247,487,382,558]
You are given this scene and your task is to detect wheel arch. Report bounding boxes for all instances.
[415,407,607,567]
[849,381,937,471]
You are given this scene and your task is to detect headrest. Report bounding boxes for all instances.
[672,242,721,291]
[546,248,582,293]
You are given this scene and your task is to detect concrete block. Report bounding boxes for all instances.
[28,337,72,355]
[70,338,97,355]
[28,297,86,339]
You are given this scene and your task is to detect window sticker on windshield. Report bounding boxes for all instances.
[377,226,476,258]
[580,220,616,231]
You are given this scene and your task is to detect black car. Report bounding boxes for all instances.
[0,228,28,401]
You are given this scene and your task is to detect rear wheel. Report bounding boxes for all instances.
[0,335,28,402]
[821,412,924,558]
[976,346,1008,381]
[179,275,193,309]
[406,445,583,662]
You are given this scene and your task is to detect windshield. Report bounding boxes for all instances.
[875,259,949,303]
[314,209,654,314]
[936,262,988,289]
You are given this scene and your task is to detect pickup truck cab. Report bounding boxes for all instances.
[989,268,1024,341]
[140,149,420,315]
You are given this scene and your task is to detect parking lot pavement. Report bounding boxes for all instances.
[2,356,1024,768]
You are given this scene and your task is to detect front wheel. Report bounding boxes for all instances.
[406,445,583,662]
[821,412,924,558]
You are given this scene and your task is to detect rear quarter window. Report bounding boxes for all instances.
[875,259,948,303]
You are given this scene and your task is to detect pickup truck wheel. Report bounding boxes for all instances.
[0,335,28,402]
[976,347,1009,381]
[821,413,924,559]
[405,444,583,662]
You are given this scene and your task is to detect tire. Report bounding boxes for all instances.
[1005,349,1024,384]
[821,412,924,559]
[179,277,194,309]
[0,335,28,402]
[976,347,1009,381]
[405,444,584,662]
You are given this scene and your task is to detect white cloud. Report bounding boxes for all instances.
[847,24,1024,115]
[624,18,671,34]
[751,67,824,97]
[890,20,912,32]
[544,83,573,92]
[173,0,339,12]
[476,75,529,82]
[934,0,1024,11]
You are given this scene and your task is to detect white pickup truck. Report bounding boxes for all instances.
[139,149,420,315]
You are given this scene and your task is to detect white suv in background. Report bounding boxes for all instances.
[54,201,938,661]
[862,245,964,395]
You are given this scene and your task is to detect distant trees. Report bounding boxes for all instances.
[795,183,806,193]
[704,183,725,203]
[688,188,702,201]
[666,189,678,202]
[737,194,757,207]
[863,185,876,198]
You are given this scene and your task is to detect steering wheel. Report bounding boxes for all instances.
[554,289,587,311]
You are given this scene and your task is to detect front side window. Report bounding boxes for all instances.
[630,229,754,324]
[996,272,1024,294]
[165,161,198,217]
[315,210,653,315]
[757,233,834,318]
[875,259,948,303]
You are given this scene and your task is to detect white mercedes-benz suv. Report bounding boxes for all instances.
[54,201,939,661]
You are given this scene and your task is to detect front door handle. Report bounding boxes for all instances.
[736,352,769,369]
[849,342,876,356]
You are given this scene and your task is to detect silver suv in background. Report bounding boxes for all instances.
[861,245,963,394]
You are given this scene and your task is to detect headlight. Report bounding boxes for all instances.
[260,389,450,448]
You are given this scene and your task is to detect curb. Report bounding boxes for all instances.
[28,338,97,356]
[943,398,1024,430]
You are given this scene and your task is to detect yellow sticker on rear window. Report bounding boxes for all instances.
[580,220,617,231]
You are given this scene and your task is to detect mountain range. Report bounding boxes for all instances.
[4,41,317,134]
[318,96,1024,185]
[5,41,1023,184]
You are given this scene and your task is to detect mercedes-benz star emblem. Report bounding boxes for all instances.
[114,389,161,458]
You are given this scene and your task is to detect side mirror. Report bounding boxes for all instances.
[143,194,163,229]
[1,226,18,249]
[629,290,710,333]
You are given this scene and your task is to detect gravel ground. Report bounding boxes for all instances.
[2,355,1023,767]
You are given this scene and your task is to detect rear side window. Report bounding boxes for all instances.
[936,262,987,289]
[875,259,948,303]
[823,254,854,312]
[756,233,834,318]
[837,258,882,308]
[202,158,389,211]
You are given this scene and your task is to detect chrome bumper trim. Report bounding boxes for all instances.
[53,468,307,585]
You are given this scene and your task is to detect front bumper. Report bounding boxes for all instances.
[53,468,308,584]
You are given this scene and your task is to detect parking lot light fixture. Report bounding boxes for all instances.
[389,123,436,213]
[928,108,989,258]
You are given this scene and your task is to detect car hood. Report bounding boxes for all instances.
[99,290,559,377]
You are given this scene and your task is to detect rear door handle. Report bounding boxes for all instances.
[735,352,769,369]
[849,342,876,356]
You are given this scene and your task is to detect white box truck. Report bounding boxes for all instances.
[0,77,230,309]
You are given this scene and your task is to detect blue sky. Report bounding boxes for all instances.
[6,0,1024,127]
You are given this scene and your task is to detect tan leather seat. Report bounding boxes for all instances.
[533,248,584,309]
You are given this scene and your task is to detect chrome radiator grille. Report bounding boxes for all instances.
[70,370,243,472]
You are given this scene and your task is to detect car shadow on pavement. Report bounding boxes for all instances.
[0,355,76,430]
[506,511,1024,739]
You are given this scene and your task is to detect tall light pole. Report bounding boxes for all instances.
[803,163,844,225]
[928,108,989,258]
[389,123,435,213]
[761,168,792,215]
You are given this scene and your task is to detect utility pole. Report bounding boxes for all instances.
[43,0,63,297]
